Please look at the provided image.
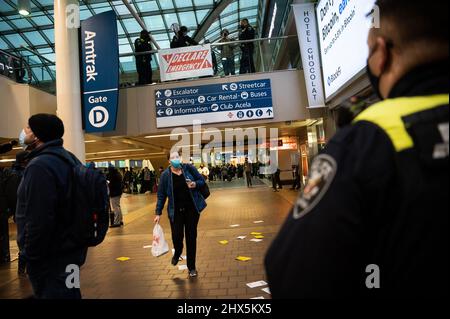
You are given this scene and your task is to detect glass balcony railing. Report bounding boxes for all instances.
[1,36,300,95]
[0,47,57,94]
[0,48,33,84]
[119,35,300,87]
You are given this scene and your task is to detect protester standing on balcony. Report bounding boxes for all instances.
[134,30,153,85]
[239,18,256,74]
[170,26,198,48]
[219,29,236,76]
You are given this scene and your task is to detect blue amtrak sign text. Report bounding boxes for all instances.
[155,79,274,128]
[81,11,119,133]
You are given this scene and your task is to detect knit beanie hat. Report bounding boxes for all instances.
[28,113,64,143]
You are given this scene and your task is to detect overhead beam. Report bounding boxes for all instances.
[193,0,234,43]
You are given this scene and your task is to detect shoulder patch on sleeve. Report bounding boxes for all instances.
[293,154,337,220]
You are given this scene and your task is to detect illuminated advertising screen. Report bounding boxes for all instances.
[316,0,376,99]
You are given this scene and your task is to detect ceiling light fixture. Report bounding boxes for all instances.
[18,0,31,16]
[86,148,145,155]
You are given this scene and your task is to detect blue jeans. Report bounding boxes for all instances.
[222,58,235,76]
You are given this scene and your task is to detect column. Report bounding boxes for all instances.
[54,0,85,162]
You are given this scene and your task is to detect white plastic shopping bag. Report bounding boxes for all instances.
[151,223,169,257]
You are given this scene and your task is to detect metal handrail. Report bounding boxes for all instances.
[20,45,55,65]
[0,48,33,84]
[119,35,298,58]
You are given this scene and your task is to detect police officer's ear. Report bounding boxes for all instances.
[368,35,392,77]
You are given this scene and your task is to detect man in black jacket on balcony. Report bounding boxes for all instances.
[239,18,256,74]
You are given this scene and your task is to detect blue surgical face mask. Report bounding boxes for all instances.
[18,129,26,147]
[170,159,182,168]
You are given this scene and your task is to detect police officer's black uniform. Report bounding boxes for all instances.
[239,24,256,74]
[265,60,449,298]
[134,37,152,85]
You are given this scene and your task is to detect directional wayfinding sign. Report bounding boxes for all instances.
[155,79,274,128]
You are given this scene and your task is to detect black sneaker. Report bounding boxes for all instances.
[171,256,180,266]
[189,269,198,277]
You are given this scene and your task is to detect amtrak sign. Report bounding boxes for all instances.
[80,11,119,133]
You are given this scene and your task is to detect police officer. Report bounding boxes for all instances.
[238,18,256,74]
[134,30,153,85]
[265,0,448,298]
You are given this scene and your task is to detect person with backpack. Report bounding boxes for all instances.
[154,151,207,278]
[15,114,109,299]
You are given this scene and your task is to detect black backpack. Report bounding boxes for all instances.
[44,151,110,247]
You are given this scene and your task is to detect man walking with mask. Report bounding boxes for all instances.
[265,0,448,298]
[16,114,88,299]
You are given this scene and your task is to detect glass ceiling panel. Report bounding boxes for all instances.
[23,31,48,46]
[223,2,238,15]
[175,0,194,8]
[122,18,143,34]
[41,52,55,62]
[118,37,129,45]
[41,29,54,42]
[0,37,10,50]
[0,21,13,32]
[30,14,52,25]
[194,0,214,6]
[0,2,13,12]
[4,34,26,47]
[9,18,33,29]
[113,5,130,16]
[152,33,170,41]
[135,0,159,12]
[0,0,263,77]
[119,44,133,55]
[164,13,179,27]
[94,6,114,15]
[36,0,54,6]
[37,47,54,54]
[178,12,197,29]
[143,15,165,31]
[196,9,210,24]
[117,21,126,35]
[80,8,93,21]
[159,0,175,10]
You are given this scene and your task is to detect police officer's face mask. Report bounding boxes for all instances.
[366,40,393,100]
[366,46,383,100]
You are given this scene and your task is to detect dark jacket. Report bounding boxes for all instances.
[156,164,207,221]
[15,139,87,265]
[265,61,449,298]
[134,37,152,64]
[107,169,123,198]
[239,25,255,51]
[170,34,198,48]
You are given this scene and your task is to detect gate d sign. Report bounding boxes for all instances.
[81,11,119,133]
[89,106,109,128]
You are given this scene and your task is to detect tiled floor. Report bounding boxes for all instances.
[0,178,300,299]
